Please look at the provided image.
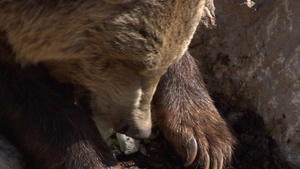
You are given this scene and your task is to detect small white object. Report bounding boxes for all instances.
[116,133,140,154]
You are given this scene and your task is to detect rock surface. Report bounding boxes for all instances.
[190,0,300,168]
[0,135,24,169]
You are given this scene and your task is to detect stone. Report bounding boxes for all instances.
[0,135,24,169]
[190,0,300,168]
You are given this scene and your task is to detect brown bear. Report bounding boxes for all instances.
[0,1,235,169]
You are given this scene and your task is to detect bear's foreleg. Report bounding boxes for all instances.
[153,51,235,169]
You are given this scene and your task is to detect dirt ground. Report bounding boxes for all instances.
[116,94,292,169]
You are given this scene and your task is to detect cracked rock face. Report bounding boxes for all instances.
[191,0,300,168]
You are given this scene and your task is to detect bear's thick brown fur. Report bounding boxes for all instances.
[0,1,235,168]
[0,34,118,168]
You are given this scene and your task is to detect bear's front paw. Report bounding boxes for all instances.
[153,51,235,168]
[157,108,235,169]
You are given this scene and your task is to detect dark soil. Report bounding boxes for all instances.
[116,94,292,169]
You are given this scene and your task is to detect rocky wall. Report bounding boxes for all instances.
[190,0,300,168]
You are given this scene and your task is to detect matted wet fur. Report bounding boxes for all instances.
[0,0,234,168]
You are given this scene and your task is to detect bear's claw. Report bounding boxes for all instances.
[184,137,198,167]
[185,143,224,169]
[211,157,223,169]
[203,152,210,169]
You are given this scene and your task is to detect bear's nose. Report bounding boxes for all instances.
[125,127,152,140]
